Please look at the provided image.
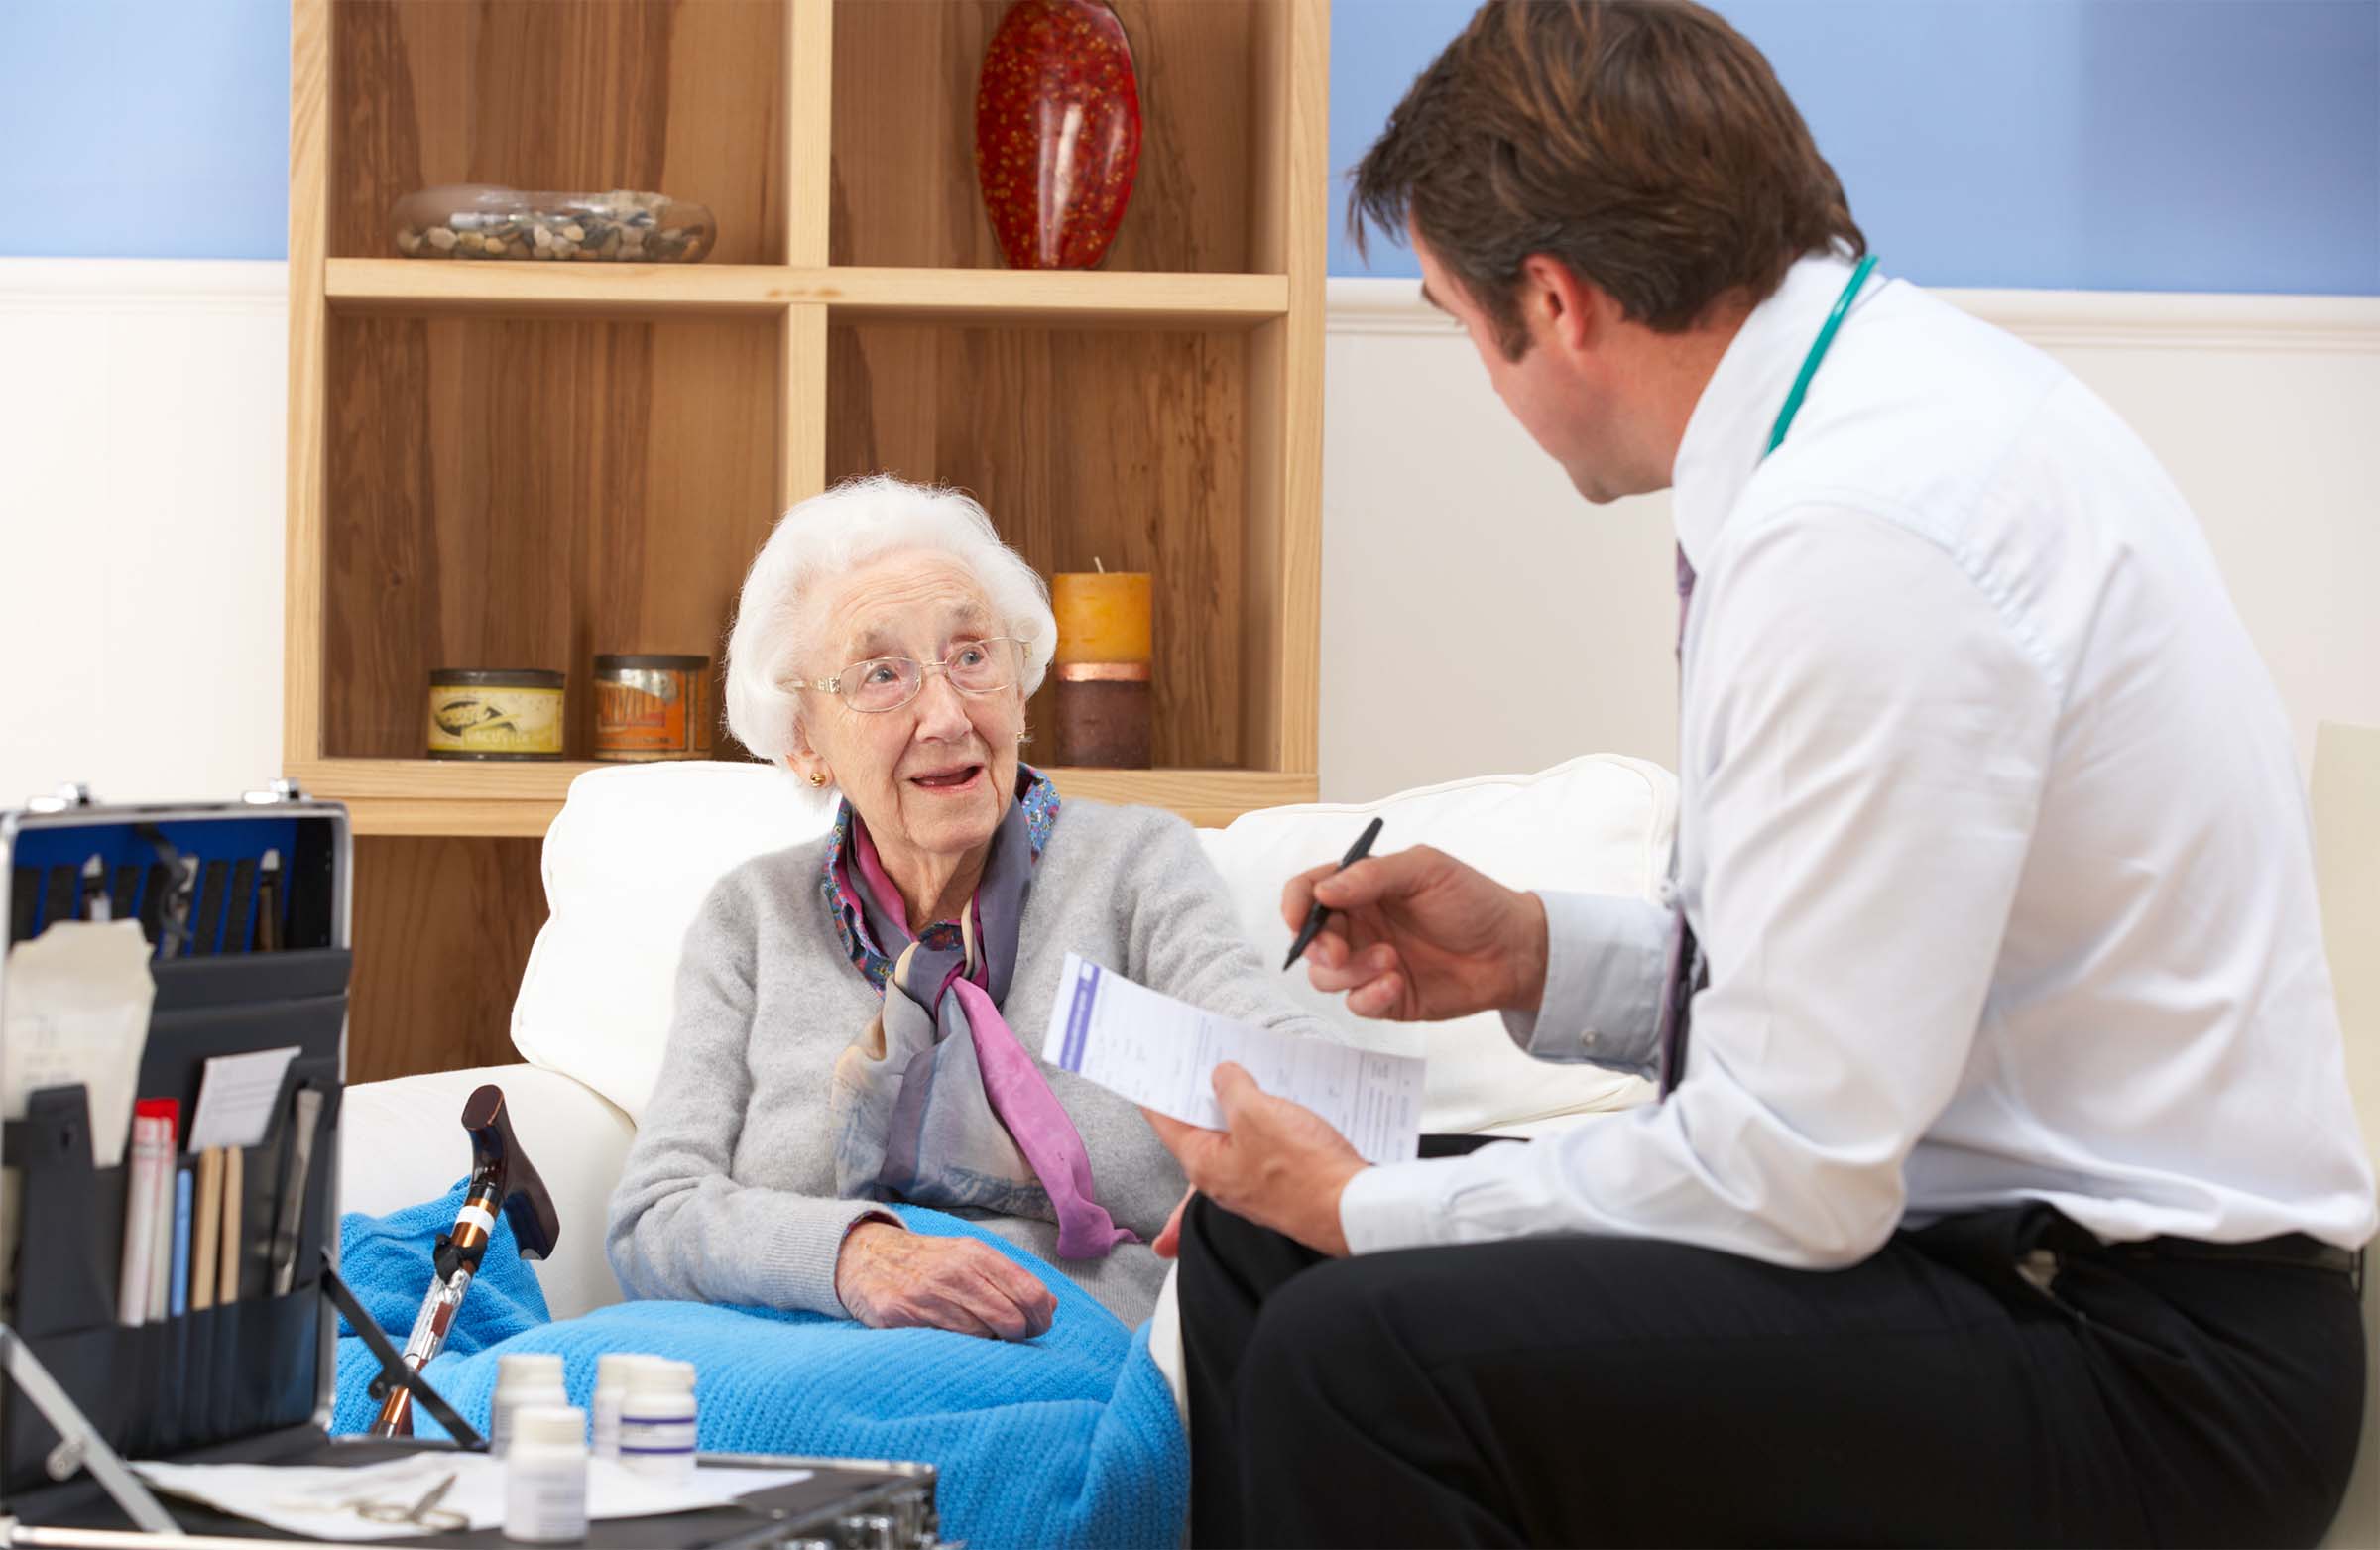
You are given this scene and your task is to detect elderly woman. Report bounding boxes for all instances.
[607,474,1334,1336]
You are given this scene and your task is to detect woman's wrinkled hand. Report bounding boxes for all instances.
[1282,844,1548,1021]
[832,1221,1057,1341]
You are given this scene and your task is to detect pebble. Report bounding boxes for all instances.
[395,187,710,263]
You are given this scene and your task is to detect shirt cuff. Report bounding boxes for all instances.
[1497,890,1669,1075]
[1340,1159,1456,1255]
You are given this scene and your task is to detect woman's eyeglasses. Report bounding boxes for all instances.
[789,637,1029,714]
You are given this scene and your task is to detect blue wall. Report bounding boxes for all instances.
[0,0,291,261]
[2,0,2374,292]
[1334,0,2380,294]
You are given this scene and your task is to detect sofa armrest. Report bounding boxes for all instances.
[338,1062,636,1321]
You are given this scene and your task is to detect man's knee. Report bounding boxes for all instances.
[1237,1256,1408,1411]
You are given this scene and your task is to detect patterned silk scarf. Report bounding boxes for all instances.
[826,785,1135,1258]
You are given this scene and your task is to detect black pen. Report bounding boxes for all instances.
[1283,817,1384,971]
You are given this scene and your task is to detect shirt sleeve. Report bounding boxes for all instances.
[605,880,894,1316]
[1498,889,1671,1075]
[1341,506,2056,1268]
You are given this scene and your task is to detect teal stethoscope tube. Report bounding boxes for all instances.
[1765,253,1879,455]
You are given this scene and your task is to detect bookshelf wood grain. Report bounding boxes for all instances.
[289,0,1328,1082]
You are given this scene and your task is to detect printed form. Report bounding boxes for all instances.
[1041,952,1424,1164]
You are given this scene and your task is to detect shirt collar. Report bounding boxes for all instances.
[1670,250,1865,573]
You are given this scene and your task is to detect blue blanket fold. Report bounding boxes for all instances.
[333,1188,1187,1550]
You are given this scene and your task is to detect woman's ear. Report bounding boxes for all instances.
[784,720,828,786]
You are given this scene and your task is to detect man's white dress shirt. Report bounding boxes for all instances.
[1339,253,2377,1264]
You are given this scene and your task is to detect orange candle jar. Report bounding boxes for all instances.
[1051,570,1153,767]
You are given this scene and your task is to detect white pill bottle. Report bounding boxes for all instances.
[504,1403,589,1543]
[616,1357,699,1483]
[589,1351,654,1460]
[489,1352,568,1459]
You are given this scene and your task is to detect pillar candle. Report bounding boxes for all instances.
[1051,570,1153,767]
[1051,572,1152,664]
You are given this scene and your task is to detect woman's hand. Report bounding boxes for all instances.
[1282,845,1548,1021]
[832,1221,1057,1341]
[1152,1187,1195,1259]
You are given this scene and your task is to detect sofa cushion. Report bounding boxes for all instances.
[1197,755,1670,1133]
[511,763,837,1123]
[339,1062,638,1320]
[511,758,1671,1133]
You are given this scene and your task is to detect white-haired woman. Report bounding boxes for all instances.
[607,474,1338,1336]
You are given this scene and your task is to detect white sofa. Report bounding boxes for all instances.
[337,755,1676,1324]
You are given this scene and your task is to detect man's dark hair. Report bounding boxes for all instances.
[1351,0,1865,357]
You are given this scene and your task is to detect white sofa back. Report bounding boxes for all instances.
[509,758,1673,1135]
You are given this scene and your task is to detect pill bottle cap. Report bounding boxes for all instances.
[627,1358,696,1397]
[512,1405,587,1449]
[497,1353,565,1383]
[595,1353,645,1385]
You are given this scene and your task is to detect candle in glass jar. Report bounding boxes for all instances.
[1051,568,1153,768]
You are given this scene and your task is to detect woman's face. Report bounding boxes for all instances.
[792,549,1025,865]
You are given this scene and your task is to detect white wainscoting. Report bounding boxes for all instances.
[0,259,288,807]
[1321,277,2380,801]
[1,260,2372,813]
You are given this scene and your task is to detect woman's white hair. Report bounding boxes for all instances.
[722,474,1057,764]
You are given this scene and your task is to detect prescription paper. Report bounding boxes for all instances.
[133,1453,818,1541]
[1041,952,1424,1164]
[186,1044,300,1151]
[1,919,155,1167]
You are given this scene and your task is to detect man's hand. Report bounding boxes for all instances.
[1143,1064,1369,1258]
[1283,845,1548,1021]
[833,1221,1057,1341]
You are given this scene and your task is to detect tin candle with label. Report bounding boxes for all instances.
[425,669,565,760]
[593,655,714,762]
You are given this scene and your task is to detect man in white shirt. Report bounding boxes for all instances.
[1143,4,2376,1546]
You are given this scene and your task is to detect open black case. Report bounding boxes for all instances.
[1,787,939,1548]
[1,785,351,1537]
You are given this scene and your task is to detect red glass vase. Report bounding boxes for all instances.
[973,0,1142,270]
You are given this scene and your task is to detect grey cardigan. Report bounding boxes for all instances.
[605,798,1338,1326]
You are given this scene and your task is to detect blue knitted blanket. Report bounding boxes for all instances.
[332,1186,1187,1550]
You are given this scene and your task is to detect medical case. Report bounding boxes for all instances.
[1,785,940,1548]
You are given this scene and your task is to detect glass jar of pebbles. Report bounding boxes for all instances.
[389,184,716,263]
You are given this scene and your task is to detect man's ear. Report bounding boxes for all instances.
[1519,252,1608,356]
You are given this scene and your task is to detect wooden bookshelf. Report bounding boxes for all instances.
[288,0,1328,1082]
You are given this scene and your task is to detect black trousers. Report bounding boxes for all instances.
[1179,1136,2366,1548]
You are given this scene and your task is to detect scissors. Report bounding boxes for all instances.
[356,1470,467,1532]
